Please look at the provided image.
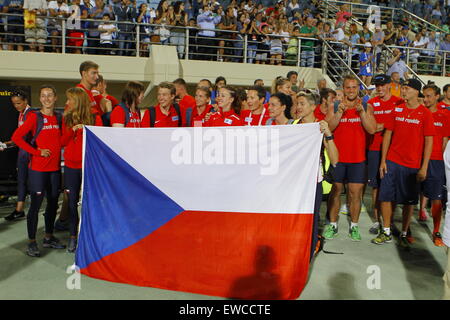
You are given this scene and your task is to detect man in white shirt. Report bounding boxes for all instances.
[424,30,441,74]
[387,48,409,80]
[47,0,70,53]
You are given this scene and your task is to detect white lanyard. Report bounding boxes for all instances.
[248,107,266,126]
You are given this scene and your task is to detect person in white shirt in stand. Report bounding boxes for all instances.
[47,0,70,53]
[98,13,117,55]
[410,33,428,73]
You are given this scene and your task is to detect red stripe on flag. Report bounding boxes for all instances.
[81,211,313,299]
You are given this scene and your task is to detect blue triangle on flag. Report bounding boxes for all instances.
[76,127,185,269]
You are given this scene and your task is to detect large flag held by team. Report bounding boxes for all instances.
[75,124,323,299]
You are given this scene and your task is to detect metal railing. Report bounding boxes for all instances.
[321,0,448,34]
[0,13,323,66]
[1,12,449,80]
[321,38,369,90]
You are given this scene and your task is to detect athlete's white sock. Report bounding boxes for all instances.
[350,222,358,229]
[383,227,391,236]
[330,222,338,228]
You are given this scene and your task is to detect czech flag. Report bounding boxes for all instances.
[76,124,323,299]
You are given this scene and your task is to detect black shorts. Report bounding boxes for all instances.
[332,161,367,184]
[421,160,446,200]
[378,160,419,205]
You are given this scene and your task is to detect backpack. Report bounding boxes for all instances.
[19,110,63,163]
[147,103,182,127]
[101,102,135,127]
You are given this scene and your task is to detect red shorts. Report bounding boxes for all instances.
[67,31,84,47]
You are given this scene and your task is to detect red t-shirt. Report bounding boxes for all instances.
[141,104,181,128]
[384,104,436,169]
[61,116,103,169]
[179,95,196,111]
[203,108,243,127]
[12,111,62,172]
[314,104,327,121]
[368,95,403,151]
[333,108,367,163]
[241,106,270,126]
[110,105,142,128]
[76,83,102,115]
[191,105,214,127]
[438,101,450,110]
[429,109,450,161]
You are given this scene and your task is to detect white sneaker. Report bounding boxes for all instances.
[339,203,349,215]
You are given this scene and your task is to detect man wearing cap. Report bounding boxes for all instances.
[366,74,404,235]
[387,48,409,81]
[372,79,435,249]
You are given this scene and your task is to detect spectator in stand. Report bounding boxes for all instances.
[137,3,153,57]
[424,30,440,74]
[256,23,271,64]
[287,0,300,19]
[359,42,375,88]
[66,0,84,54]
[332,22,346,59]
[439,33,450,76]
[244,18,260,64]
[79,0,92,50]
[233,12,246,63]
[170,1,188,59]
[410,32,428,73]
[113,0,137,56]
[298,16,317,68]
[269,23,284,66]
[335,4,352,29]
[88,0,112,55]
[187,18,197,59]
[48,0,70,53]
[397,26,411,53]
[348,23,361,74]
[217,6,237,62]
[196,4,221,61]
[3,0,25,51]
[432,3,443,23]
[383,21,398,46]
[98,13,116,55]
[387,48,409,80]
[371,26,385,72]
[359,24,372,45]
[23,0,48,52]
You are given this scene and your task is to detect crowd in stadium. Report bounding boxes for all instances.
[2,0,450,75]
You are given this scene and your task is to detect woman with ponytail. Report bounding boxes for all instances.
[265,92,295,125]
[62,87,102,252]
